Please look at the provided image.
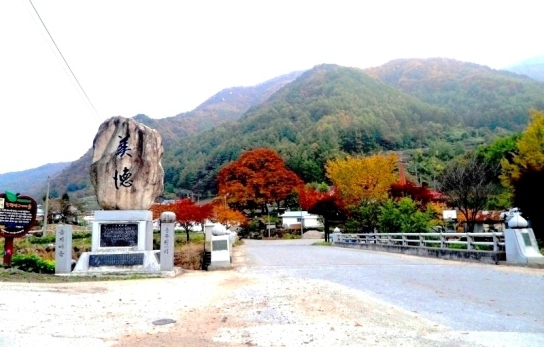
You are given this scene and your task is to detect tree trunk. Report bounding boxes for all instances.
[324,218,330,242]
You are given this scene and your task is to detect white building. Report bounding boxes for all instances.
[279,211,322,230]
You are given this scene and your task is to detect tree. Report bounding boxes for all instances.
[389,181,435,206]
[217,148,303,212]
[325,153,398,208]
[151,199,214,242]
[438,153,495,231]
[378,197,435,233]
[212,204,247,230]
[298,185,347,241]
[501,110,544,188]
[501,110,544,243]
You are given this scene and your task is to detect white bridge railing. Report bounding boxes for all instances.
[338,232,505,252]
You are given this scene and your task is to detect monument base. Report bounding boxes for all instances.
[72,250,170,275]
[505,228,544,265]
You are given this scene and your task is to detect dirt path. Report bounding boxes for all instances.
[115,246,455,347]
[1,245,465,347]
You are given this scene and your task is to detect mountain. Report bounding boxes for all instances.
[505,55,544,82]
[365,58,544,130]
[165,64,460,195]
[132,71,304,147]
[28,71,303,201]
[0,162,70,198]
[11,58,544,204]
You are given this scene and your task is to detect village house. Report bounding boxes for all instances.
[279,211,323,230]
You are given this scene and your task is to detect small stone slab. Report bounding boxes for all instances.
[89,253,144,267]
[152,318,176,326]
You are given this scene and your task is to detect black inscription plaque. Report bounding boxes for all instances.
[100,223,138,247]
[212,240,228,251]
[89,253,144,267]
[522,232,532,247]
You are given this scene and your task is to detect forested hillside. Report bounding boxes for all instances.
[27,71,303,200]
[16,58,544,204]
[0,162,69,198]
[365,58,544,130]
[165,64,462,196]
[505,55,544,82]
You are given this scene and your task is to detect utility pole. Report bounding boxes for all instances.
[42,176,50,237]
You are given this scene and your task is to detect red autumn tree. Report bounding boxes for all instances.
[298,185,347,242]
[217,148,303,212]
[151,199,214,243]
[389,182,435,207]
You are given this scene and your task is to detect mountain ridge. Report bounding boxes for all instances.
[4,57,544,202]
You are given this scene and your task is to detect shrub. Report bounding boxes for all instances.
[11,254,55,274]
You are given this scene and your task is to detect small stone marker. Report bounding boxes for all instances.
[55,225,73,274]
[160,212,176,271]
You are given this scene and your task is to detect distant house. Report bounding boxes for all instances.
[472,210,505,232]
[279,211,322,230]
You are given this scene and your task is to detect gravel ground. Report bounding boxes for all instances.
[2,241,543,346]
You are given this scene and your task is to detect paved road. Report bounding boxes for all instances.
[242,239,544,345]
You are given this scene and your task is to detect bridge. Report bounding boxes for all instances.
[243,238,544,346]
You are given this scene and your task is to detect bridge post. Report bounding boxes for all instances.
[466,233,474,250]
[492,233,499,252]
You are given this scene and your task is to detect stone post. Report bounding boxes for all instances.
[160,212,176,271]
[55,225,73,274]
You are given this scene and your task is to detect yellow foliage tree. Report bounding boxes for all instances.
[500,110,544,242]
[501,109,544,189]
[325,153,398,207]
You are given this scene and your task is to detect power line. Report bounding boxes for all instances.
[28,0,100,119]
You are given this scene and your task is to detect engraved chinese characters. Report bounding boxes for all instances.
[90,116,164,210]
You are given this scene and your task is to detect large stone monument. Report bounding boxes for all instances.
[73,116,173,275]
[90,116,164,210]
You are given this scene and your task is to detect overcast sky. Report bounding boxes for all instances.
[1,0,542,174]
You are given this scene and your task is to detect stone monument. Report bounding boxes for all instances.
[208,223,233,270]
[73,116,171,274]
[503,209,544,265]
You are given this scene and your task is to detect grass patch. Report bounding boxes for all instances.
[0,267,151,283]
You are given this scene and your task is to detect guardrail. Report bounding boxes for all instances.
[337,232,505,252]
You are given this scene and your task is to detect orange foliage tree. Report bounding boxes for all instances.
[217,148,303,212]
[298,185,347,242]
[150,199,214,243]
[212,203,247,230]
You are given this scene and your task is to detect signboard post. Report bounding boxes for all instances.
[0,191,37,267]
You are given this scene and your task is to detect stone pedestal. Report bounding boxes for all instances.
[73,210,164,274]
[91,210,153,252]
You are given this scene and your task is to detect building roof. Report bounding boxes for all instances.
[279,211,314,217]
